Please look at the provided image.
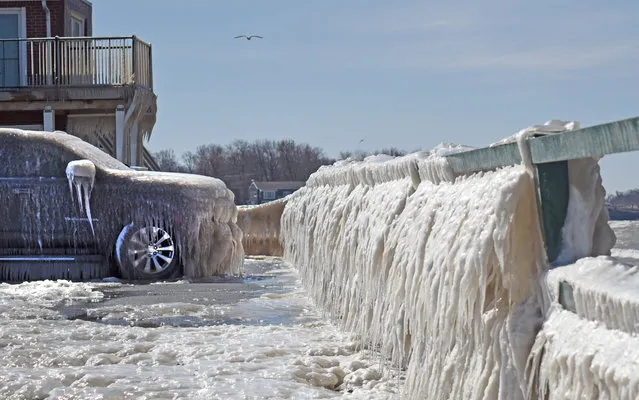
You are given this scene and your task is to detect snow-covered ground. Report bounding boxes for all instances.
[609,220,639,265]
[0,258,402,400]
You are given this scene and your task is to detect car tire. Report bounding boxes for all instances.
[115,223,180,281]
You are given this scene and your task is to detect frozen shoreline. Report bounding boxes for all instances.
[0,257,403,399]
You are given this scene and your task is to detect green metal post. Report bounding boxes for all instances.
[535,161,570,264]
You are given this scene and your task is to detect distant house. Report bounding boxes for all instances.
[248,180,305,205]
[0,0,158,170]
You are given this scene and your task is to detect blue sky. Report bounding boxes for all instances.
[93,0,639,193]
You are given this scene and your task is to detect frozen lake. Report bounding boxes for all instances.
[0,221,636,399]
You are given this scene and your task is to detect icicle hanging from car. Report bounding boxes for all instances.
[65,160,96,236]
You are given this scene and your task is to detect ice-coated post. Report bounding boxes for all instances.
[43,106,54,131]
[115,105,125,162]
[130,119,139,166]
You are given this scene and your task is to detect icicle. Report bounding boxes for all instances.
[82,180,95,236]
[65,160,96,236]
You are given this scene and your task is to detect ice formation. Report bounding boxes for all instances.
[528,308,639,399]
[279,121,622,399]
[526,257,639,398]
[66,159,97,235]
[237,196,289,256]
[0,129,244,280]
[555,158,616,265]
[107,169,245,278]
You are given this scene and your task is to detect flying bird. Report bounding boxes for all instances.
[234,35,263,40]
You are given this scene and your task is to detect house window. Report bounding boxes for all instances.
[0,8,26,86]
[262,190,276,200]
[71,14,85,37]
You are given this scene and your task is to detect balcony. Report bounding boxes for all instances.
[0,36,153,107]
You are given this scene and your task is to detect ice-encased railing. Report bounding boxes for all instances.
[281,150,550,399]
[546,257,639,335]
[524,255,639,399]
[528,308,639,399]
[280,121,626,399]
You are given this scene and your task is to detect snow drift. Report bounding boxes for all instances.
[280,127,619,398]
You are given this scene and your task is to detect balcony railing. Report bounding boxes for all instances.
[0,36,153,90]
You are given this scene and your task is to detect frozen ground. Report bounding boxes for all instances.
[609,220,639,265]
[0,257,402,400]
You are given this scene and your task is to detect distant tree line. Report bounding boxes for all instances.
[607,189,639,210]
[153,140,407,204]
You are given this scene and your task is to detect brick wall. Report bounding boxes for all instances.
[64,0,92,36]
[0,0,92,37]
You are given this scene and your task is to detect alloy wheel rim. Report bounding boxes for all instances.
[127,226,175,274]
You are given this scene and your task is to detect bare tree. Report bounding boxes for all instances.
[153,149,183,172]
[153,139,351,203]
[181,151,197,173]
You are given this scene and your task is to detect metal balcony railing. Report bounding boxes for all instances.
[0,36,153,90]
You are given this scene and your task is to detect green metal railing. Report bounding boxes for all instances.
[443,116,639,263]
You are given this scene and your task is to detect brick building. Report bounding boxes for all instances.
[0,0,158,169]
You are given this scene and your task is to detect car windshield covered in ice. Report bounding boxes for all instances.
[0,129,243,282]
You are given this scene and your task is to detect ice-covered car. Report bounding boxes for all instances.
[0,129,243,282]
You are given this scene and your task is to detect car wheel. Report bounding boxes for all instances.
[115,223,180,281]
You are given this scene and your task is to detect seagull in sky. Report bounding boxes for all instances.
[234,35,263,40]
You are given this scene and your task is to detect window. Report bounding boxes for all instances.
[262,190,276,200]
[0,8,26,86]
[71,14,85,37]
[0,137,75,178]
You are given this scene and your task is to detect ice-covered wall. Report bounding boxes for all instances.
[281,149,553,399]
[237,197,288,256]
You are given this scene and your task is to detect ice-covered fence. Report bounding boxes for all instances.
[237,197,288,256]
[280,117,639,399]
[282,152,551,399]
